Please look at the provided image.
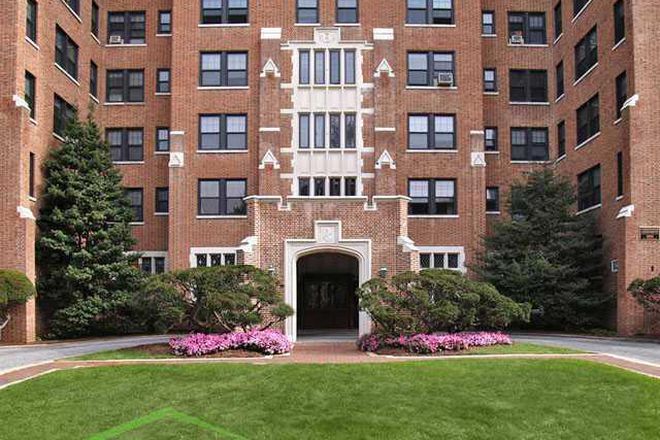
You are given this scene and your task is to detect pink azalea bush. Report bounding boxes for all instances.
[170,330,291,357]
[358,332,512,354]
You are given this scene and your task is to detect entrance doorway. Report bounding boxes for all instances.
[296,253,360,335]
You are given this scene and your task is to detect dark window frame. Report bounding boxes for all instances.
[200,0,249,25]
[574,26,598,80]
[26,0,38,42]
[64,0,80,15]
[617,152,624,197]
[296,0,319,24]
[156,69,171,93]
[482,11,495,35]
[299,50,310,85]
[408,114,456,151]
[156,127,170,152]
[158,10,172,34]
[198,114,248,151]
[25,71,36,120]
[509,69,548,103]
[574,0,590,17]
[199,51,248,87]
[155,187,169,214]
[577,165,601,211]
[106,128,144,162]
[554,2,562,39]
[108,11,146,44]
[407,0,454,25]
[126,188,144,222]
[484,68,497,92]
[91,2,100,37]
[486,187,500,213]
[408,178,458,216]
[614,0,625,44]
[299,113,310,149]
[106,69,145,103]
[511,127,549,161]
[53,94,76,137]
[508,12,547,44]
[615,71,627,120]
[198,179,248,216]
[336,0,358,24]
[557,120,566,158]
[90,61,98,98]
[485,127,498,152]
[407,51,455,87]
[29,152,36,199]
[55,26,79,80]
[576,94,600,145]
[556,61,564,98]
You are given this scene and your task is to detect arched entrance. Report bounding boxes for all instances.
[296,253,360,336]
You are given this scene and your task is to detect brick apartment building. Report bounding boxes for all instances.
[1,0,658,343]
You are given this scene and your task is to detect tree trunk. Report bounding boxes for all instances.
[0,313,10,341]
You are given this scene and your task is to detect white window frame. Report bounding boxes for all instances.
[136,251,168,274]
[417,246,466,273]
[189,247,239,268]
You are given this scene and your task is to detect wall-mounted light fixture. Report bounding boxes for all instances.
[378,266,388,278]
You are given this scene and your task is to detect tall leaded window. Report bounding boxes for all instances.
[407,52,455,86]
[485,127,498,152]
[108,11,146,44]
[511,128,549,161]
[200,52,248,87]
[53,94,76,137]
[156,128,170,152]
[336,0,358,23]
[556,61,564,98]
[614,0,625,44]
[297,0,318,24]
[409,179,457,216]
[126,188,144,222]
[344,50,356,84]
[199,114,247,151]
[314,114,325,148]
[299,114,310,149]
[299,51,310,84]
[26,0,37,42]
[25,71,36,120]
[576,94,600,145]
[198,179,247,216]
[106,70,144,103]
[615,71,627,120]
[300,49,355,85]
[577,165,601,211]
[557,120,566,158]
[330,50,341,84]
[554,2,562,39]
[508,12,546,44]
[407,0,454,25]
[155,188,169,214]
[509,70,548,103]
[314,51,325,84]
[575,26,598,80]
[106,128,144,162]
[55,26,79,79]
[201,0,248,24]
[408,114,456,150]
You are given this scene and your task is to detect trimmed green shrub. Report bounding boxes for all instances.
[127,277,187,334]
[629,277,660,313]
[0,270,36,339]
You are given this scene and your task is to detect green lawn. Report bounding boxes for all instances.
[1,360,659,439]
[71,342,582,361]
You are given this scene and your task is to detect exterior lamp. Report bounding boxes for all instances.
[378,267,388,278]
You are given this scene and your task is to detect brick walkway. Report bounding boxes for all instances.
[1,342,658,390]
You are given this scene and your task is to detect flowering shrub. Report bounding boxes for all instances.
[358,331,512,355]
[170,330,291,357]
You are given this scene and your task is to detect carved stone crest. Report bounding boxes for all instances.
[314,28,341,46]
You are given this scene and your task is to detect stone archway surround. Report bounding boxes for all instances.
[284,221,372,342]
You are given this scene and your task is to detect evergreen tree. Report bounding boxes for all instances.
[475,169,612,330]
[37,116,142,338]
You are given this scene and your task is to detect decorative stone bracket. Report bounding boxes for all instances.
[374,59,395,77]
[260,58,281,78]
[375,150,396,169]
[259,149,280,169]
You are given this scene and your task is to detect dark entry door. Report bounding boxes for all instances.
[298,274,358,330]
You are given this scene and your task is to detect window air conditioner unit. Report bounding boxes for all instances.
[109,35,124,45]
[640,227,660,241]
[510,34,525,45]
[435,72,454,87]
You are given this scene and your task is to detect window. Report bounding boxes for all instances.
[574,0,590,17]
[486,187,500,213]
[314,51,325,84]
[299,178,311,196]
[107,129,144,162]
[482,11,495,35]
[484,69,497,92]
[407,52,455,86]
[509,70,548,103]
[556,61,564,98]
[195,252,236,268]
[91,2,100,37]
[159,11,172,34]
[345,114,356,148]
[299,51,310,84]
[577,165,601,211]
[408,179,457,215]
[419,251,461,270]
[345,50,356,84]
[615,71,627,120]
[408,114,456,150]
[155,188,169,214]
[511,128,549,161]
[300,177,357,197]
[201,0,248,24]
[485,127,498,152]
[576,94,600,145]
[29,152,36,199]
[90,62,98,98]
[25,71,36,119]
[407,0,453,25]
[299,114,310,149]
[314,114,325,148]
[53,94,76,137]
[330,50,341,84]
[106,70,144,103]
[554,2,562,39]
[156,128,170,152]
[302,50,355,85]
[125,189,144,222]
[345,177,357,196]
[64,0,79,14]
[314,178,325,196]
[140,255,167,274]
[199,115,247,151]
[108,11,146,44]
[328,113,356,149]
[337,0,358,24]
[617,152,624,197]
[200,52,248,87]
[614,0,625,44]
[26,0,37,42]
[297,0,318,24]
[508,12,546,44]
[557,121,566,158]
[55,27,78,80]
[575,26,598,80]
[198,179,247,216]
[157,69,170,93]
[330,114,341,148]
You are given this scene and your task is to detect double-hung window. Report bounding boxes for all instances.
[200,52,248,87]
[201,0,248,24]
[508,12,546,45]
[297,0,318,24]
[575,26,598,80]
[155,188,169,214]
[407,52,455,86]
[199,115,247,151]
[509,70,548,103]
[407,0,454,25]
[107,128,144,162]
[26,0,37,42]
[106,70,145,103]
[156,69,170,93]
[25,72,36,120]
[577,165,601,212]
[511,128,549,161]
[156,128,170,152]
[159,11,172,34]
[91,2,100,37]
[486,187,500,213]
[576,94,600,145]
[108,12,146,44]
[615,72,627,120]
[126,189,144,222]
[53,94,76,137]
[409,179,457,216]
[556,61,564,98]
[614,1,625,45]
[557,121,566,158]
[482,11,495,35]
[198,179,247,216]
[408,114,456,150]
[55,27,78,80]
[485,127,498,152]
[336,0,358,24]
[90,62,98,98]
[484,69,497,92]
[554,2,562,40]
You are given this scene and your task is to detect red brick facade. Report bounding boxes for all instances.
[1,0,658,342]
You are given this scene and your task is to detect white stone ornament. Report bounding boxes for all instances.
[168,152,184,168]
[375,150,396,169]
[374,59,395,77]
[17,206,35,220]
[260,58,281,78]
[314,28,341,47]
[259,149,281,169]
[617,204,635,219]
[471,152,487,168]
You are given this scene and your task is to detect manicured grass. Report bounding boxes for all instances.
[2,360,659,439]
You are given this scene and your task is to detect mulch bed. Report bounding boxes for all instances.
[119,344,265,359]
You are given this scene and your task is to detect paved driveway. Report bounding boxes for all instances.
[513,334,660,366]
[0,335,171,374]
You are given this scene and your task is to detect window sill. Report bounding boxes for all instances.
[404,24,456,28]
[129,222,145,226]
[52,133,65,142]
[511,160,551,164]
[54,63,80,87]
[573,63,598,87]
[156,34,172,37]
[196,215,248,220]
[28,196,37,203]
[615,195,624,202]
[197,86,249,90]
[556,154,567,163]
[481,34,497,38]
[28,117,38,126]
[507,43,549,48]
[25,36,40,51]
[572,0,593,23]
[113,161,145,165]
[196,150,248,154]
[612,38,626,51]
[555,94,565,103]
[60,0,82,23]
[614,118,623,125]
[154,151,170,155]
[89,94,100,104]
[483,91,499,96]
[406,149,458,153]
[288,196,368,201]
[90,33,101,45]
[553,33,564,45]
[297,84,358,89]
[105,43,147,48]
[198,23,250,28]
[104,102,146,106]
[154,213,169,217]
[576,203,601,216]
[334,23,360,27]
[485,151,500,155]
[155,92,171,96]
[509,101,550,106]
[406,86,458,91]
[294,23,321,27]
[486,211,501,216]
[409,215,460,219]
[575,132,601,151]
